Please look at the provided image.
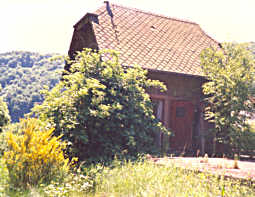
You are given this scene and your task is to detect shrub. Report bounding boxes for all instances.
[3,118,72,189]
[0,85,10,131]
[0,122,30,156]
[238,122,255,156]
[31,49,168,163]
[201,43,255,155]
[0,131,7,156]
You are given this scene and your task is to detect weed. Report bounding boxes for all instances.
[234,154,239,169]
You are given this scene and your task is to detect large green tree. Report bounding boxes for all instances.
[0,85,10,131]
[31,49,168,162]
[201,43,255,155]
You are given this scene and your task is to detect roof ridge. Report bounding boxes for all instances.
[95,2,219,45]
[108,3,199,26]
[109,3,220,45]
[197,25,219,45]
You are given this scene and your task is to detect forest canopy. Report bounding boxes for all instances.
[0,51,64,122]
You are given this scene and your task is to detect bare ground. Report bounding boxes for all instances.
[152,157,255,181]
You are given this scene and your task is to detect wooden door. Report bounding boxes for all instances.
[170,100,194,150]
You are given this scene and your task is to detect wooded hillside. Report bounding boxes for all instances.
[0,51,64,122]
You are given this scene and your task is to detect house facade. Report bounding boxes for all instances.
[67,2,219,154]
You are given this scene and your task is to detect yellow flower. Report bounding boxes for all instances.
[3,118,75,188]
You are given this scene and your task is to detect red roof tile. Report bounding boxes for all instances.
[77,3,219,76]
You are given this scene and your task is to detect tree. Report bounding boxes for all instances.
[201,43,255,155]
[31,49,168,162]
[0,85,10,131]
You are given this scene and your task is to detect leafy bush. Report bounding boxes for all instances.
[238,121,255,156]
[201,43,255,155]
[31,49,168,163]
[239,131,255,154]
[0,122,27,156]
[0,86,10,131]
[0,131,8,156]
[3,118,72,189]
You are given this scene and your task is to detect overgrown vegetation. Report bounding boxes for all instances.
[0,85,10,132]
[3,118,73,189]
[0,42,255,195]
[0,51,64,122]
[92,159,255,197]
[0,157,254,196]
[31,49,168,163]
[201,43,255,155]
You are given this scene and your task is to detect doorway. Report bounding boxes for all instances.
[152,99,164,149]
[170,100,194,151]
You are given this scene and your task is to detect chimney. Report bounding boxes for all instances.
[104,1,113,18]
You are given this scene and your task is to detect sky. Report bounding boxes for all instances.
[1,0,255,54]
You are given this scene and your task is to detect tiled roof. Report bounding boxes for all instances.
[84,3,218,76]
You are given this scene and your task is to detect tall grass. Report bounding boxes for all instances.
[91,159,255,197]
[0,157,254,196]
[0,158,8,195]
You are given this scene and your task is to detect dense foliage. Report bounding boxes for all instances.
[201,43,255,155]
[0,86,10,131]
[0,51,64,122]
[31,49,168,162]
[3,118,72,189]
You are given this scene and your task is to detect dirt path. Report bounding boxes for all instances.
[153,157,255,181]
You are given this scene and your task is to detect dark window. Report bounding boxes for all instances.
[176,107,185,117]
[152,99,163,121]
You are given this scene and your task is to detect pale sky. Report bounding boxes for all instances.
[1,0,255,54]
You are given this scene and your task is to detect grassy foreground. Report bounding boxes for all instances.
[0,157,254,196]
